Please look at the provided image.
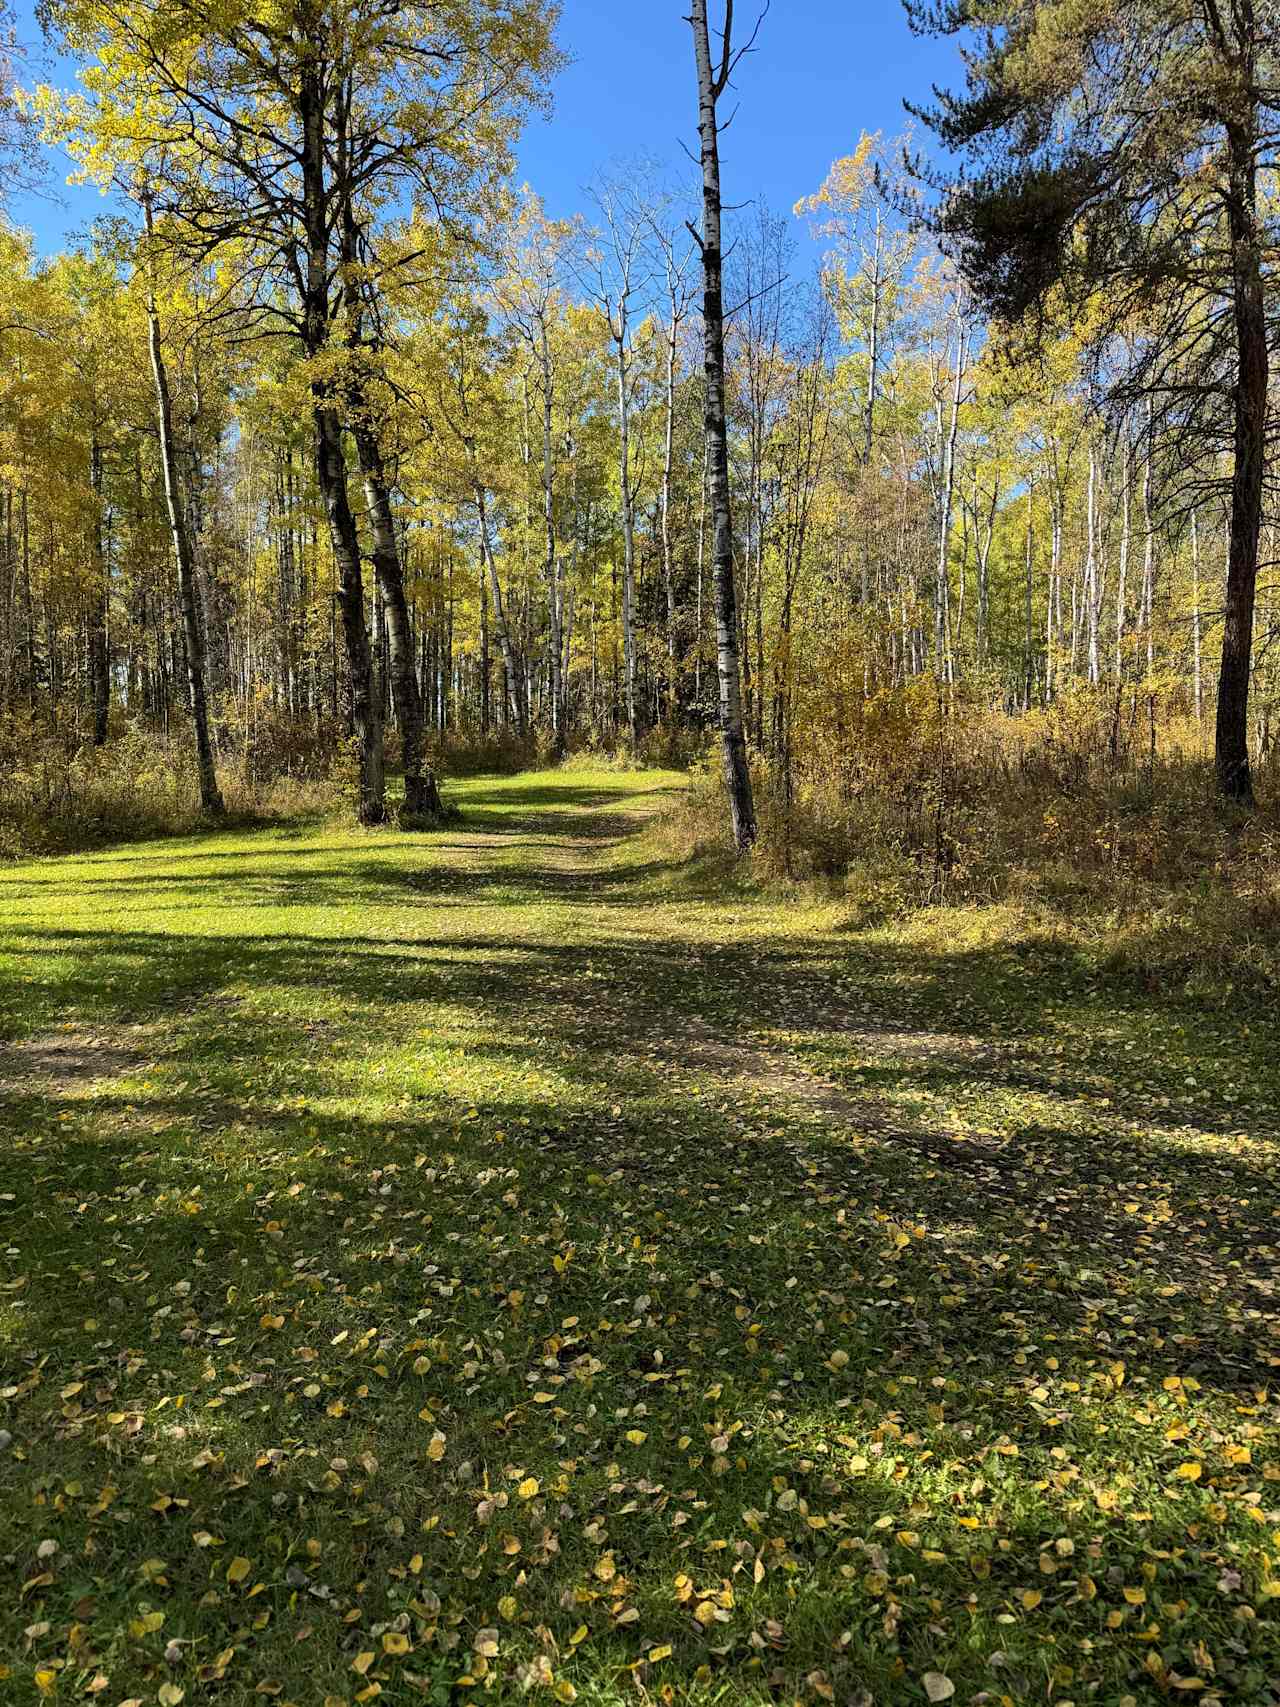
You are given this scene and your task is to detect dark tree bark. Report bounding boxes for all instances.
[314,404,386,824]
[1216,122,1266,803]
[690,0,757,855]
[143,204,223,815]
[353,422,442,816]
[336,147,441,817]
[299,59,385,824]
[88,434,110,747]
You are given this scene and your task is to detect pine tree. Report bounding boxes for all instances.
[904,0,1278,802]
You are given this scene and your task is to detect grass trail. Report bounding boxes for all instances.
[0,768,1277,1707]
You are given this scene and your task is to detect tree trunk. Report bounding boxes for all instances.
[1191,508,1203,727]
[691,0,756,854]
[143,212,223,816]
[615,339,639,748]
[865,212,882,464]
[694,443,708,713]
[1216,123,1265,803]
[1085,443,1102,685]
[314,406,385,823]
[353,422,441,817]
[326,494,377,797]
[1142,420,1156,768]
[88,435,110,746]
[661,312,679,719]
[300,57,384,824]
[935,310,965,683]
[1114,430,1131,682]
[476,482,526,734]
[1023,479,1034,709]
[537,339,565,751]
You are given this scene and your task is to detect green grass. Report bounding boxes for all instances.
[0,766,1277,1707]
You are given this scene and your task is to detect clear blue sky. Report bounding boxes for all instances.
[518,2,959,241]
[8,0,963,259]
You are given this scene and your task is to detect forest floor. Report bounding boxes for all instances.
[0,767,1278,1707]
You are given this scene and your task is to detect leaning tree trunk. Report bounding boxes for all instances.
[143,222,223,817]
[1216,125,1266,804]
[691,0,756,854]
[353,422,442,817]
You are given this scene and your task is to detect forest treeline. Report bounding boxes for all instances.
[0,0,1278,870]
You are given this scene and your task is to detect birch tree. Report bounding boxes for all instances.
[689,0,759,853]
[647,202,698,720]
[493,197,578,748]
[581,174,657,748]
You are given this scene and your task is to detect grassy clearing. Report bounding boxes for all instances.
[0,767,1277,1707]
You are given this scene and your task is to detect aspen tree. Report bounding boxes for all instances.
[42,0,559,821]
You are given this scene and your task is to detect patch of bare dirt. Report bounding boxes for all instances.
[0,1024,158,1095]
[651,1019,1011,1183]
[836,1026,1000,1064]
[675,1022,873,1125]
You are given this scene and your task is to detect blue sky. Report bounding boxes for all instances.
[518,2,959,238]
[8,0,964,260]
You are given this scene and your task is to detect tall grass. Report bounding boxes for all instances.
[0,712,340,857]
[656,684,1280,999]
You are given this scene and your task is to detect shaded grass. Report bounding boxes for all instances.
[0,768,1277,1707]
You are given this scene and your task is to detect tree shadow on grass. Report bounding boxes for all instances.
[1,915,1276,1405]
[0,795,1277,1701]
[1,1055,1276,1703]
[0,776,678,892]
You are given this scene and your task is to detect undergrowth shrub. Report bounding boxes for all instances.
[0,712,340,858]
[655,683,1280,997]
[427,728,536,778]
[214,688,342,784]
[556,724,704,772]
